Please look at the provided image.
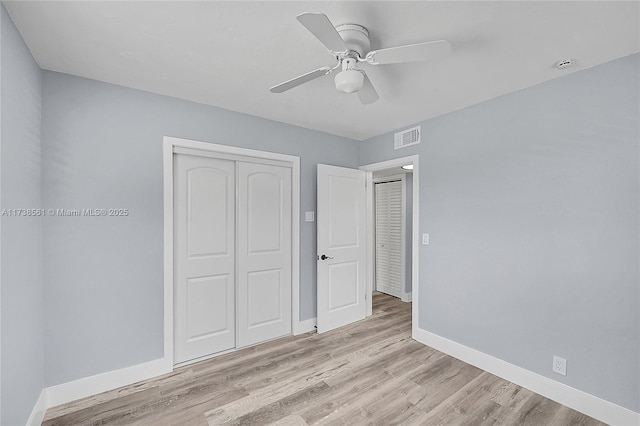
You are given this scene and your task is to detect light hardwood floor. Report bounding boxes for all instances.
[43,294,605,425]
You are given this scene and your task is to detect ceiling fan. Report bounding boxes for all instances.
[270,12,452,104]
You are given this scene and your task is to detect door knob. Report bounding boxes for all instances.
[320,254,334,260]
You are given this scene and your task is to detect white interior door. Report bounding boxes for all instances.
[317,164,367,333]
[375,180,404,299]
[237,162,292,347]
[174,154,236,364]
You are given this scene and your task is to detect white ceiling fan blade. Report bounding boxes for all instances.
[270,67,332,93]
[366,40,452,65]
[296,12,348,53]
[357,72,379,104]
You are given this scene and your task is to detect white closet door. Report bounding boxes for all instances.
[375,180,404,299]
[237,162,292,347]
[174,154,236,364]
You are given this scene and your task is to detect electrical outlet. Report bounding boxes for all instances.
[552,355,567,376]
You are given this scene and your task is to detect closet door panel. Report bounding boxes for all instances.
[387,180,404,296]
[174,155,236,364]
[375,180,404,299]
[237,162,292,347]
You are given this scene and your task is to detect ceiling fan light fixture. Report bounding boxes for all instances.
[334,69,364,93]
[271,13,452,104]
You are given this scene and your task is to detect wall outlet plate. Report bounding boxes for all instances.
[552,355,567,376]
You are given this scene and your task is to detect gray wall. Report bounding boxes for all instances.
[360,54,639,412]
[0,5,44,425]
[41,71,359,386]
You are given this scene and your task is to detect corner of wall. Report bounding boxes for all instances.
[1,3,46,424]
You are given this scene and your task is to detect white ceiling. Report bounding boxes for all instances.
[4,1,639,140]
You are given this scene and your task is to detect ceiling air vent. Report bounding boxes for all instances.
[394,125,421,150]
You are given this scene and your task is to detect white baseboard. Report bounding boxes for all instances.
[26,389,48,426]
[32,321,317,420]
[294,317,317,335]
[32,328,639,425]
[46,357,172,408]
[412,327,639,426]
[401,292,412,303]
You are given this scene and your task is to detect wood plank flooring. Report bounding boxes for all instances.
[43,294,605,425]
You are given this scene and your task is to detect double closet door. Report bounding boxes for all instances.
[174,153,292,365]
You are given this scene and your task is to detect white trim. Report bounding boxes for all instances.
[162,137,175,368]
[26,389,48,426]
[163,136,301,366]
[401,292,412,303]
[295,317,317,335]
[411,158,419,334]
[291,160,301,336]
[413,328,640,426]
[360,155,419,335]
[45,358,171,409]
[400,176,409,304]
[372,174,405,183]
[174,346,239,369]
[173,146,291,167]
[364,171,374,317]
[165,137,298,163]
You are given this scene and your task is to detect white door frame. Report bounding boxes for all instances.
[163,136,301,367]
[360,155,419,335]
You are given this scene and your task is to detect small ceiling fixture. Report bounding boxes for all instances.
[401,164,414,170]
[555,59,573,70]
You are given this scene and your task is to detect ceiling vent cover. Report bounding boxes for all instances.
[394,125,421,150]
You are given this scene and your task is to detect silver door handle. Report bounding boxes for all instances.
[319,254,334,260]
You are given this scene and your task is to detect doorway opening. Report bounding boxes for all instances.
[372,169,412,302]
[361,155,419,337]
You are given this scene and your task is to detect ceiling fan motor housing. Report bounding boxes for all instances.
[335,24,370,57]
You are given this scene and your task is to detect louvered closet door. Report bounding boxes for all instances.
[375,180,404,299]
[237,162,292,347]
[174,154,236,364]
